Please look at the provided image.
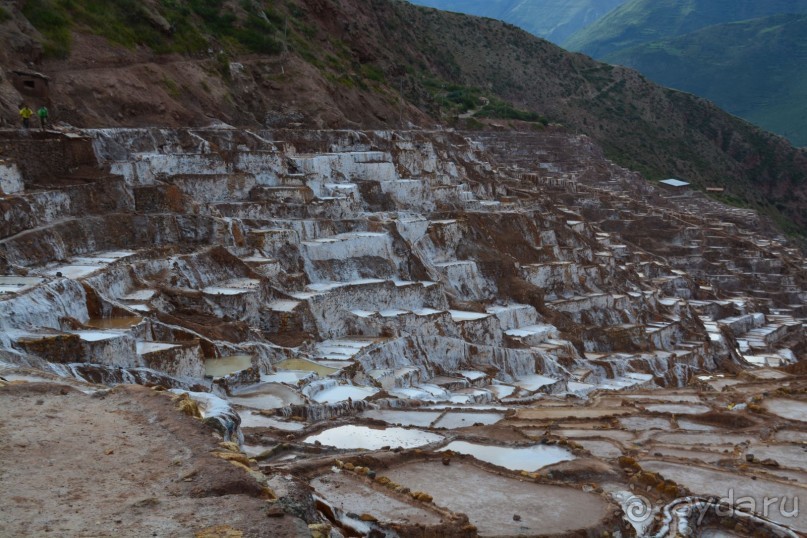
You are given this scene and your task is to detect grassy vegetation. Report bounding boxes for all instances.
[418,77,547,124]
[22,0,285,58]
[0,6,12,22]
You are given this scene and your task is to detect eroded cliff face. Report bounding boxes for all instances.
[1,126,805,537]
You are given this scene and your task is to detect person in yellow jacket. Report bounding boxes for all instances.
[19,104,33,129]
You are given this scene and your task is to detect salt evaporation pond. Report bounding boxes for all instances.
[361,409,443,428]
[204,355,252,378]
[439,440,574,471]
[763,399,807,422]
[432,412,503,429]
[239,410,305,431]
[303,425,443,450]
[309,384,378,404]
[84,316,143,329]
[274,358,338,376]
[228,383,305,409]
[643,403,711,415]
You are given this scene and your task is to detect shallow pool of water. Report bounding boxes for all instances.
[361,410,443,428]
[229,383,305,410]
[274,358,339,377]
[438,440,574,471]
[310,384,377,404]
[85,316,143,329]
[303,425,443,450]
[204,355,252,378]
[433,412,504,429]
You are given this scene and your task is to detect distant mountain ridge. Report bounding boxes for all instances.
[606,14,807,147]
[564,0,807,57]
[407,0,626,43]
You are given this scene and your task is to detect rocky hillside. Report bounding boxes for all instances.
[1,0,806,237]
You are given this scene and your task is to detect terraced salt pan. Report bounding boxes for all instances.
[448,310,490,321]
[238,410,304,431]
[677,419,718,431]
[513,374,558,392]
[384,460,610,536]
[774,430,807,443]
[763,399,807,422]
[458,370,487,382]
[229,383,305,410]
[303,425,443,450]
[202,279,261,295]
[121,289,157,302]
[643,403,711,415]
[74,250,136,263]
[311,472,444,526]
[619,417,670,430]
[267,299,300,312]
[743,444,807,471]
[204,355,252,378]
[554,429,635,442]
[313,338,377,360]
[45,265,103,279]
[274,358,339,376]
[515,407,635,420]
[136,342,178,353]
[44,251,136,279]
[439,441,574,471]
[260,371,315,385]
[389,384,450,402]
[0,276,43,294]
[308,384,377,404]
[486,383,516,399]
[361,410,443,428]
[432,412,504,429]
[621,394,703,403]
[71,330,126,342]
[653,432,755,446]
[424,404,508,411]
[574,439,623,459]
[85,317,143,329]
[646,446,727,464]
[641,460,806,532]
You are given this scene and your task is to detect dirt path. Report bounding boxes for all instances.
[0,382,308,537]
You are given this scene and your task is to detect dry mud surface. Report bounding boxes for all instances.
[0,382,308,537]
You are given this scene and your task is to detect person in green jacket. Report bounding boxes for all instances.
[37,105,49,131]
[19,104,33,129]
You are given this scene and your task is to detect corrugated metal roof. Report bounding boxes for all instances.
[660,178,689,187]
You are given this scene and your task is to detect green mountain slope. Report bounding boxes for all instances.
[408,0,626,43]
[607,14,807,147]
[565,0,807,57]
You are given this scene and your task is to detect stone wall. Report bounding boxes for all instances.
[0,131,97,184]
